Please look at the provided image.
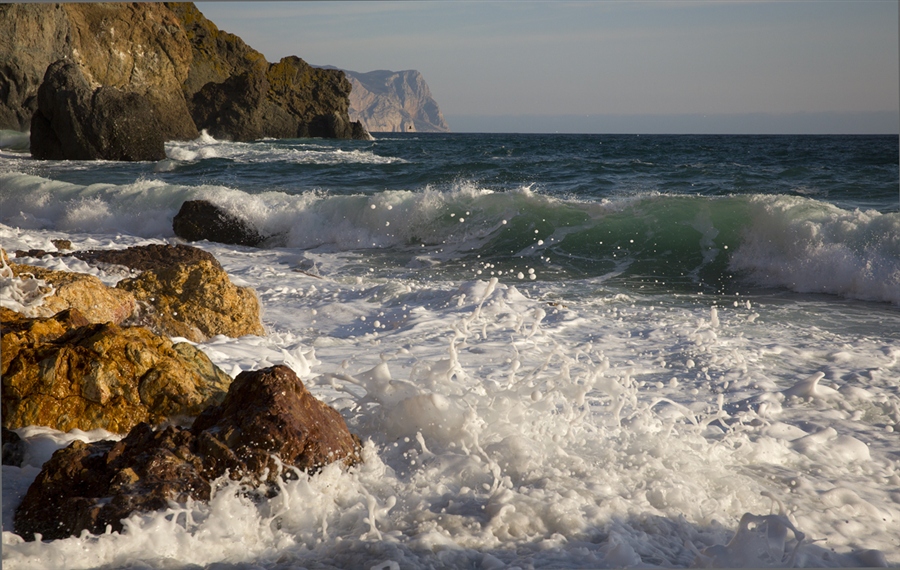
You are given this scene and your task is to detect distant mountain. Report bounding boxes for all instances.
[322,68,450,133]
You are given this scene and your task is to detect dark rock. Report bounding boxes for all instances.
[191,365,363,474]
[173,200,265,247]
[2,427,25,467]
[30,60,170,161]
[14,365,361,541]
[170,2,370,141]
[72,243,222,273]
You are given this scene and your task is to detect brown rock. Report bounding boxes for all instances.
[8,263,137,324]
[14,365,361,541]
[192,365,362,473]
[117,258,265,342]
[1,310,233,433]
[71,243,221,273]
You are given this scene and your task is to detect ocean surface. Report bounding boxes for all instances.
[1,131,899,568]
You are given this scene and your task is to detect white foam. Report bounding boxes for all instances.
[730,195,900,304]
[2,226,899,568]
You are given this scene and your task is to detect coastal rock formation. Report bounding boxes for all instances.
[7,261,137,324]
[173,199,266,247]
[20,3,200,160]
[343,68,450,133]
[117,257,266,342]
[6,244,263,341]
[30,61,182,161]
[14,365,361,541]
[1,308,233,433]
[170,3,369,141]
[0,3,368,161]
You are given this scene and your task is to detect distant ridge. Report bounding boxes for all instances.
[321,67,449,133]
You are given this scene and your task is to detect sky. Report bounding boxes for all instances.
[197,1,899,134]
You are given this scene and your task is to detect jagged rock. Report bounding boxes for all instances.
[117,258,265,342]
[344,68,450,133]
[1,308,233,433]
[2,426,25,467]
[8,262,137,324]
[173,200,265,246]
[0,4,71,131]
[14,365,361,541]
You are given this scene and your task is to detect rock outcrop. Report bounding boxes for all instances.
[6,244,264,341]
[1,308,233,433]
[343,68,450,133]
[117,257,265,342]
[14,365,361,541]
[170,3,369,141]
[21,3,200,160]
[173,199,266,247]
[0,3,368,161]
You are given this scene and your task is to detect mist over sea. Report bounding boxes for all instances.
[2,132,899,568]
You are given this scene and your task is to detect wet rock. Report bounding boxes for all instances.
[1,309,233,433]
[117,257,265,342]
[2,426,25,467]
[192,364,363,473]
[14,365,361,541]
[71,243,221,273]
[173,200,265,247]
[7,262,137,324]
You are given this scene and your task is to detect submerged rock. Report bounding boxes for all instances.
[14,365,361,541]
[173,199,266,247]
[1,308,233,433]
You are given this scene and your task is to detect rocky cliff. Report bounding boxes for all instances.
[342,69,450,133]
[0,2,369,161]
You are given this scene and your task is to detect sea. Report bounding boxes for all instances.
[1,130,899,569]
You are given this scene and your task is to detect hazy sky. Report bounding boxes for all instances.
[198,1,899,134]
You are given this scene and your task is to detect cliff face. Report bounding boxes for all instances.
[344,69,449,133]
[1,3,199,144]
[0,2,368,160]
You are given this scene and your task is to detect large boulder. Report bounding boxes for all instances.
[30,61,174,161]
[1,308,233,433]
[173,199,266,246]
[117,257,266,342]
[14,365,361,541]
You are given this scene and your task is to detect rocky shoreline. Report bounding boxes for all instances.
[1,211,362,542]
[0,2,370,162]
